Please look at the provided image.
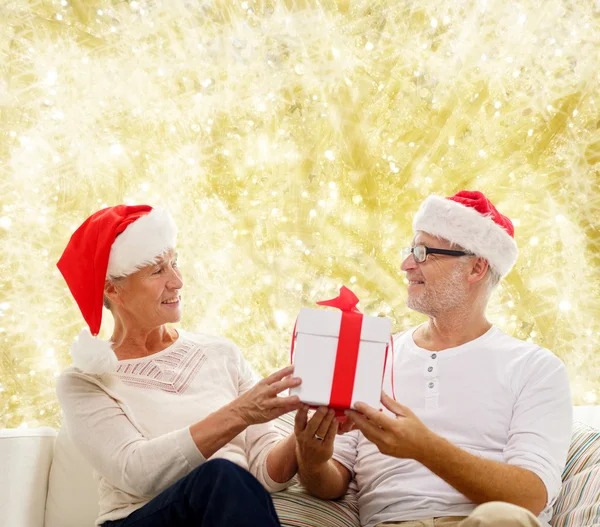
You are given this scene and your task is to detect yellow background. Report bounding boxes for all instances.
[1,0,598,429]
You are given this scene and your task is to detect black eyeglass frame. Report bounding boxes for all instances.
[402,245,471,263]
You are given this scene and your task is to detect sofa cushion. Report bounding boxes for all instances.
[274,480,360,527]
[551,422,600,527]
[44,421,99,527]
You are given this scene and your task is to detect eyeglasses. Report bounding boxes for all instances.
[401,245,471,263]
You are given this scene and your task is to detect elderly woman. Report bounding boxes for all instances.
[56,205,303,527]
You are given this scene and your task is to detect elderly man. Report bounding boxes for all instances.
[294,190,572,527]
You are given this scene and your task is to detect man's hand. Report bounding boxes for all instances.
[345,391,436,461]
[295,406,339,468]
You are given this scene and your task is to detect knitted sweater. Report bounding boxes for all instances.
[57,330,292,525]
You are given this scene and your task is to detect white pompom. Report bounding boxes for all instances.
[70,328,118,374]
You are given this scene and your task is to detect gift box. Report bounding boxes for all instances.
[290,286,392,411]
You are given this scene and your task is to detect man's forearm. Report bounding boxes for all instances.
[298,459,350,500]
[418,433,547,515]
[266,434,298,483]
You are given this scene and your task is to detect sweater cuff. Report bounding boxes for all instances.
[261,463,296,493]
[175,427,206,469]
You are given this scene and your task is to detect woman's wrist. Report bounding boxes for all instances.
[189,405,249,459]
[224,401,252,429]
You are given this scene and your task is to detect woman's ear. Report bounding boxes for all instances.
[104,279,121,307]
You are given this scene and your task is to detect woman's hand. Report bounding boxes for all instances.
[337,416,356,435]
[294,406,339,469]
[231,365,303,426]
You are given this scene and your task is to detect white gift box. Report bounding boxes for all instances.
[290,307,392,410]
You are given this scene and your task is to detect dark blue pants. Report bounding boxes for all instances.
[102,459,281,527]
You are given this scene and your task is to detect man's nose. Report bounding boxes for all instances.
[401,253,417,271]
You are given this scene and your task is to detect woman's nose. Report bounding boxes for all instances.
[167,268,183,289]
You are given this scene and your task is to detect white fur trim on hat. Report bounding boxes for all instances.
[413,196,518,277]
[107,207,177,278]
[70,328,118,374]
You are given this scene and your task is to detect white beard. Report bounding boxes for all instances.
[406,265,471,318]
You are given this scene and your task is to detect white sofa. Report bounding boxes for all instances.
[1,406,599,527]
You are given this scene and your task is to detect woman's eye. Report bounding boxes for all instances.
[153,268,163,275]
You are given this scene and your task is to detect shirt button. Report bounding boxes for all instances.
[431,353,437,359]
[428,366,433,372]
[428,382,435,388]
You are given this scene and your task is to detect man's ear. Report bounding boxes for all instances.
[468,257,489,284]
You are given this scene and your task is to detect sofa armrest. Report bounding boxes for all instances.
[0,428,57,527]
[573,405,600,430]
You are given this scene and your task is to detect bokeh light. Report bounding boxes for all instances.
[1,0,599,429]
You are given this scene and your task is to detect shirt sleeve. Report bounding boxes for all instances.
[332,429,360,477]
[236,350,294,493]
[56,370,205,498]
[503,350,573,507]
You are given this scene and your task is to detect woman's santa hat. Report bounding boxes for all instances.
[57,205,177,374]
[413,190,518,278]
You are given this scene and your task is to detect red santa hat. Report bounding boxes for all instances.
[57,205,177,374]
[412,190,518,278]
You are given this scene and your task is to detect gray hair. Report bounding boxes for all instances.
[446,239,502,293]
[485,266,502,292]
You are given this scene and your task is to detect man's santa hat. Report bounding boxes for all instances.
[57,205,177,374]
[413,190,518,278]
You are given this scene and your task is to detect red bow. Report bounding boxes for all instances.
[316,285,361,314]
